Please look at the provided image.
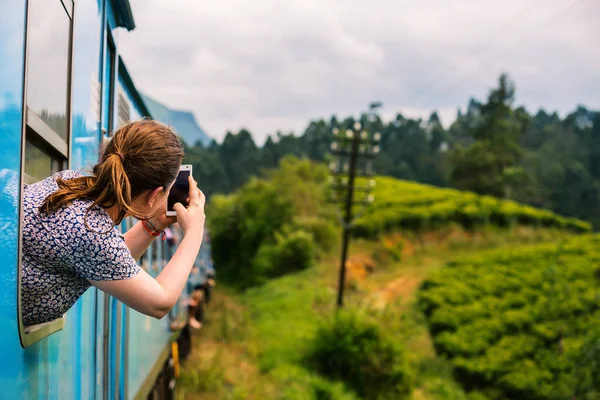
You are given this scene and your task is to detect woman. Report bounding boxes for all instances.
[21,119,205,328]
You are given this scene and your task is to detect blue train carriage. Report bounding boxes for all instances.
[0,0,200,398]
[187,229,215,292]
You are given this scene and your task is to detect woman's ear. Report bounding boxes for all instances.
[147,186,165,209]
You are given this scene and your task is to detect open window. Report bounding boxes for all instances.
[18,0,74,347]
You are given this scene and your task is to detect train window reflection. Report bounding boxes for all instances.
[25,0,71,140]
[24,134,63,184]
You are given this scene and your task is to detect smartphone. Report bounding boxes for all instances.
[166,164,193,216]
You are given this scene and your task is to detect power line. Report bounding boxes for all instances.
[408,0,546,106]
[421,0,588,107]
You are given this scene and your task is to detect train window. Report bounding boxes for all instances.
[24,132,64,184]
[25,0,73,140]
[18,0,74,347]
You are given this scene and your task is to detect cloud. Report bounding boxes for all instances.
[119,0,600,144]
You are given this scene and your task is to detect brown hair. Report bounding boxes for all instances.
[40,119,185,228]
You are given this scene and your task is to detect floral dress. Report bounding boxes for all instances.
[21,170,140,326]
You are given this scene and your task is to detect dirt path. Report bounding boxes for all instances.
[368,273,422,310]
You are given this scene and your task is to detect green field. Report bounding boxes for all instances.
[177,161,598,400]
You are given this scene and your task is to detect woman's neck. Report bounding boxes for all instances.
[105,205,121,225]
[105,197,147,225]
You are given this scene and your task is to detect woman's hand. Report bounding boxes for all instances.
[174,176,205,237]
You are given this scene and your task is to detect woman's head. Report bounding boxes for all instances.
[41,119,185,225]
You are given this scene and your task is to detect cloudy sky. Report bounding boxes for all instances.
[119,0,599,144]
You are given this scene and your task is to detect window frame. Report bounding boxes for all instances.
[102,29,116,138]
[17,0,76,348]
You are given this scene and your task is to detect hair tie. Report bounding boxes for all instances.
[114,152,124,163]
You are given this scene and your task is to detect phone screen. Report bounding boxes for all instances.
[167,170,190,212]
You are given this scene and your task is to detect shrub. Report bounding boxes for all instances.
[307,311,412,399]
[253,230,316,280]
[573,328,600,399]
[269,364,360,400]
[272,230,316,276]
[292,216,338,253]
[208,179,294,287]
[208,157,330,287]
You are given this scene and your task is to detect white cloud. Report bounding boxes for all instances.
[119,0,600,143]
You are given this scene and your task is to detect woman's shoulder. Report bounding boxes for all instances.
[24,170,79,211]
[24,169,113,233]
[57,170,84,180]
[24,170,84,195]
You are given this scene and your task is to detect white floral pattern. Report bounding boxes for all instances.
[22,170,140,326]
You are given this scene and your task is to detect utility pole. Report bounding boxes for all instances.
[328,110,381,308]
[336,127,360,307]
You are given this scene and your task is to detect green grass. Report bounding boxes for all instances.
[176,258,363,400]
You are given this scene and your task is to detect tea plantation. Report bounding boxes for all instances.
[419,235,600,399]
[352,177,591,237]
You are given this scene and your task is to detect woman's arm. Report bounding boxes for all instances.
[123,220,156,261]
[90,177,205,318]
[90,233,202,318]
[124,207,177,261]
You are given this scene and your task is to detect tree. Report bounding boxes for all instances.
[218,129,262,190]
[451,74,528,199]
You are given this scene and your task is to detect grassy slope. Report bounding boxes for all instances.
[176,226,578,400]
[353,176,591,237]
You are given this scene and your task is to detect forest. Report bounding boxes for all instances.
[184,74,600,229]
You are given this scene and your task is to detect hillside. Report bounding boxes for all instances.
[142,94,211,146]
[353,176,591,237]
[178,158,597,400]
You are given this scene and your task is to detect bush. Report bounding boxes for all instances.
[272,230,316,276]
[292,216,338,253]
[208,157,330,287]
[307,311,412,399]
[269,364,360,400]
[253,230,316,280]
[208,179,294,287]
[573,328,600,399]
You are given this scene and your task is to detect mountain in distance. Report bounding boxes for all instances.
[142,94,212,147]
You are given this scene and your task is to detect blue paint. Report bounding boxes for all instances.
[119,304,127,400]
[0,0,29,395]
